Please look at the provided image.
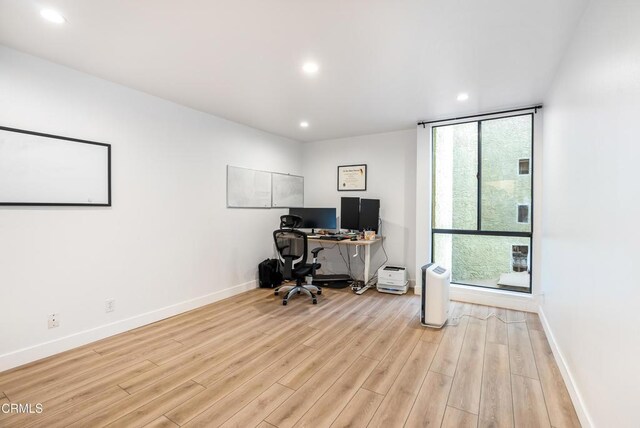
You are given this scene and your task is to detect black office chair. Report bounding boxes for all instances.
[273,215,324,305]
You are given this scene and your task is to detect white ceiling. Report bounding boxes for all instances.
[0,0,588,142]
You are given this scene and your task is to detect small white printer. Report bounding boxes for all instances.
[376,265,408,294]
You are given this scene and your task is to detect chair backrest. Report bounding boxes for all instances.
[273,228,308,280]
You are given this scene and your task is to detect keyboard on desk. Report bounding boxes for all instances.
[318,235,349,241]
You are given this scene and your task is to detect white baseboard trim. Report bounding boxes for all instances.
[414,283,540,312]
[0,280,258,372]
[537,306,593,428]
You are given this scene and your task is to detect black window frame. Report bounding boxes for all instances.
[431,112,534,293]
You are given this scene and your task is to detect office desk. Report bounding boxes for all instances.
[307,236,383,294]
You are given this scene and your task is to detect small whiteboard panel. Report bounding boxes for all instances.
[272,173,304,208]
[226,165,272,208]
[0,127,111,206]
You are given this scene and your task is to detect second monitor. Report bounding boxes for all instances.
[360,198,380,232]
[340,197,380,232]
[288,208,337,231]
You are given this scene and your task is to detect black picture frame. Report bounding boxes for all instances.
[0,125,112,207]
[337,164,367,191]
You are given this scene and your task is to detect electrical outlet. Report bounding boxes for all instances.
[105,299,115,313]
[48,313,59,329]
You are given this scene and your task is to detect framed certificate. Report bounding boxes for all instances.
[337,164,367,191]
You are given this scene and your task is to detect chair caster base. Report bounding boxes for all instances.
[317,289,322,295]
[312,298,317,304]
[282,300,288,306]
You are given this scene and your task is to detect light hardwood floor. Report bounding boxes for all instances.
[0,287,580,428]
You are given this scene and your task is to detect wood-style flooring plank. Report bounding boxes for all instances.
[177,339,318,427]
[362,326,422,395]
[193,324,316,387]
[0,289,580,428]
[24,386,129,428]
[106,381,204,428]
[479,343,513,428]
[166,341,316,426]
[486,307,509,345]
[511,374,551,428]
[278,316,371,390]
[293,356,379,428]
[2,360,156,427]
[365,295,412,331]
[264,327,382,428]
[441,406,478,428]
[526,312,544,332]
[368,340,439,428]
[420,325,445,344]
[529,329,581,428]
[430,303,470,377]
[143,415,179,428]
[361,300,417,360]
[404,370,453,428]
[0,350,102,389]
[329,388,383,428]
[448,315,487,414]
[507,315,539,380]
[219,383,294,428]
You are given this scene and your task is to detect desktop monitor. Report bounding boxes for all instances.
[360,198,380,232]
[340,197,360,231]
[288,208,337,230]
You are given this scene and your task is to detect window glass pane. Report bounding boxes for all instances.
[480,115,532,232]
[433,233,531,292]
[433,122,478,229]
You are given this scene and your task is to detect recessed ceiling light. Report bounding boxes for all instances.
[40,9,66,24]
[457,93,469,102]
[302,62,319,74]
[300,121,309,128]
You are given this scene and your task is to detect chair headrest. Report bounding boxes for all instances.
[280,214,302,229]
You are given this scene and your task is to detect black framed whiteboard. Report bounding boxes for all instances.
[0,126,111,206]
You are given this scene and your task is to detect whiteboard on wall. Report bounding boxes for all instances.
[226,165,272,208]
[0,126,111,206]
[272,173,304,208]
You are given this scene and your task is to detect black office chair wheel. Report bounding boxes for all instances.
[282,300,288,306]
[317,289,322,295]
[274,291,279,296]
[312,298,317,304]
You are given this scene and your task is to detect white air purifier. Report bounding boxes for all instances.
[421,263,450,328]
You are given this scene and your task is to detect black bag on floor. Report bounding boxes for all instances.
[258,259,283,288]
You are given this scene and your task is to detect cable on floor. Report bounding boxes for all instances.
[446,312,527,326]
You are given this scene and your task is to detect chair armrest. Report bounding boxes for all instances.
[311,247,325,257]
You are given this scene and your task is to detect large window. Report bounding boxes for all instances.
[432,114,533,292]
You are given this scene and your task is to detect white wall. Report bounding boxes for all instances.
[302,129,417,283]
[541,1,640,426]
[0,46,302,370]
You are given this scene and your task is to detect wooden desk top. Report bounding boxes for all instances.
[307,236,383,246]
